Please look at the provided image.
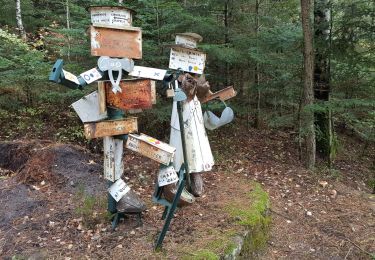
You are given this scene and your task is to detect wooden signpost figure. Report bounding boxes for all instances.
[49,5,171,229]
[49,5,237,250]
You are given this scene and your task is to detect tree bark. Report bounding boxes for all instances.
[254,0,262,129]
[15,0,27,41]
[314,0,334,166]
[65,0,71,61]
[301,0,316,169]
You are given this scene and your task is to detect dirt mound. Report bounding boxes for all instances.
[0,140,104,194]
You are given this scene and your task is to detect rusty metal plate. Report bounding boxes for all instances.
[91,26,142,59]
[201,86,237,104]
[105,79,153,110]
[84,117,138,139]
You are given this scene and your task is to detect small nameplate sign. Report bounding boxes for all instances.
[169,47,206,74]
[108,179,130,202]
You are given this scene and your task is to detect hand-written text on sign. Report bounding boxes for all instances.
[91,26,142,59]
[91,7,132,27]
[158,166,179,187]
[169,47,206,75]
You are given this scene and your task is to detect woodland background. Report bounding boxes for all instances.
[0,0,373,174]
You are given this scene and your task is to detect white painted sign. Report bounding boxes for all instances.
[108,179,130,202]
[80,68,102,84]
[63,69,80,85]
[126,134,176,166]
[71,91,108,123]
[91,7,132,28]
[129,66,167,80]
[103,137,124,182]
[169,48,206,74]
[158,166,179,187]
[175,35,197,49]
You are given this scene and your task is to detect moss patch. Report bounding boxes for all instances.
[225,182,271,259]
[180,182,270,259]
[182,249,219,260]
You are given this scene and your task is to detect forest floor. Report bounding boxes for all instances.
[0,120,374,259]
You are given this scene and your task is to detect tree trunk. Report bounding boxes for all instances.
[301,0,316,169]
[15,0,27,41]
[254,0,262,129]
[66,0,71,61]
[314,0,334,167]
[224,0,230,86]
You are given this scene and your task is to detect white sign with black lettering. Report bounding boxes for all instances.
[108,179,131,202]
[91,8,132,28]
[103,137,124,182]
[129,66,167,80]
[80,68,102,84]
[158,166,179,187]
[169,48,206,74]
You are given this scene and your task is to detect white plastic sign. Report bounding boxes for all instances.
[63,69,80,85]
[129,66,167,80]
[80,68,102,84]
[169,48,206,75]
[108,179,131,202]
[158,166,179,187]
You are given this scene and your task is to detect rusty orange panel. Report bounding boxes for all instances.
[84,117,138,139]
[91,26,142,59]
[105,79,153,110]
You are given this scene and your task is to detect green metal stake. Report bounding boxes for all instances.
[155,170,186,250]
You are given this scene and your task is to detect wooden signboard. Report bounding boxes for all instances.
[84,117,138,139]
[71,91,108,123]
[201,86,237,104]
[175,35,197,49]
[105,79,153,110]
[169,47,206,74]
[91,26,142,59]
[103,137,124,182]
[126,134,176,166]
[90,6,133,28]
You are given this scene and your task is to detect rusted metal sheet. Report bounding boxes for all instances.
[84,117,138,139]
[103,137,124,182]
[126,134,176,166]
[91,26,142,59]
[90,6,134,28]
[71,91,107,123]
[105,79,153,110]
[97,82,107,115]
[169,47,206,74]
[201,86,237,104]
